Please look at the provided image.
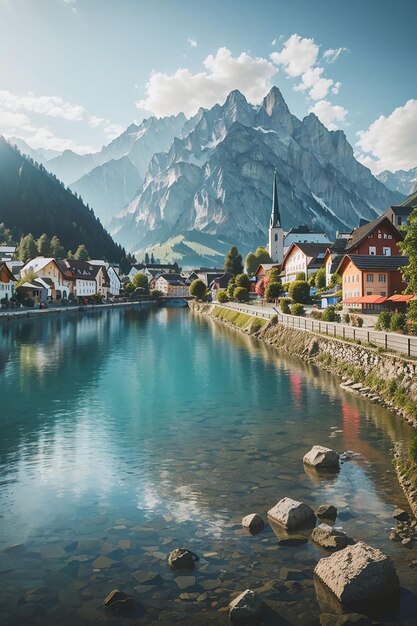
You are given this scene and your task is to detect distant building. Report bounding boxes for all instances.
[0,246,16,262]
[155,273,189,297]
[323,232,350,286]
[57,259,110,299]
[129,262,179,283]
[187,268,226,286]
[343,215,403,257]
[90,260,121,296]
[208,272,233,298]
[21,257,69,301]
[268,171,285,264]
[284,225,330,252]
[0,262,16,302]
[281,242,328,285]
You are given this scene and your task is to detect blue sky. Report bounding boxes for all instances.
[0,0,416,173]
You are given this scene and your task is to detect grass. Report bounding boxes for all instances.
[212,306,267,334]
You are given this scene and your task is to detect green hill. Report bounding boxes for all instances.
[0,137,128,263]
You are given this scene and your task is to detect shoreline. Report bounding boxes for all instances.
[190,300,417,516]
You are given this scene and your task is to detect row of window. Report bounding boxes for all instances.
[369,246,391,255]
[345,273,387,283]
[0,283,13,290]
[367,233,393,240]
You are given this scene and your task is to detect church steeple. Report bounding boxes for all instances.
[270,170,281,228]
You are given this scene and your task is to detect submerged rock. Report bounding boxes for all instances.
[229,589,264,624]
[314,541,399,608]
[303,445,339,470]
[103,589,134,611]
[317,504,338,520]
[311,524,351,550]
[242,514,264,534]
[268,497,316,531]
[168,548,199,570]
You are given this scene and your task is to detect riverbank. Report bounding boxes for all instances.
[0,299,158,321]
[190,301,417,516]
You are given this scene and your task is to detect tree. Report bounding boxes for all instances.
[0,223,14,245]
[224,246,243,275]
[233,286,249,302]
[17,233,38,262]
[255,277,267,297]
[227,278,236,299]
[50,236,65,259]
[330,272,342,287]
[315,267,326,289]
[245,252,258,275]
[132,272,149,291]
[124,282,135,294]
[288,280,310,303]
[37,233,51,256]
[144,252,150,265]
[150,252,155,264]
[189,279,207,300]
[268,266,281,283]
[255,246,272,264]
[296,272,306,281]
[265,281,282,302]
[216,289,228,303]
[235,273,251,290]
[74,244,89,261]
[399,205,417,293]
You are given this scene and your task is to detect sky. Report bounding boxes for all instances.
[0,0,416,174]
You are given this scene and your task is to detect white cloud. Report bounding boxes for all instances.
[356,99,417,174]
[16,126,94,154]
[0,90,84,121]
[187,38,197,48]
[0,110,30,128]
[270,33,319,77]
[103,122,124,140]
[136,47,276,117]
[309,100,348,130]
[323,47,350,64]
[293,67,333,100]
[332,81,341,95]
[88,115,105,128]
[271,38,277,46]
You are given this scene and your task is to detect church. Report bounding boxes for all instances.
[267,171,330,264]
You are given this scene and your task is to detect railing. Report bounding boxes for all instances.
[215,303,417,358]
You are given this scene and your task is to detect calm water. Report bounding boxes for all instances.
[0,306,417,625]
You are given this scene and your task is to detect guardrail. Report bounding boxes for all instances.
[216,303,417,358]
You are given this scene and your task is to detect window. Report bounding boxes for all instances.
[367,274,374,282]
[274,233,278,241]
[381,291,386,296]
[383,247,391,256]
[367,291,372,295]
[397,218,402,226]
[369,246,376,255]
[379,274,386,283]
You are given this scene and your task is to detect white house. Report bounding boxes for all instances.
[283,226,330,253]
[57,259,109,299]
[128,262,180,283]
[0,262,16,302]
[0,246,16,262]
[21,257,70,300]
[155,273,189,297]
[90,260,121,296]
[281,242,329,285]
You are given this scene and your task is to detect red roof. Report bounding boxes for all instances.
[342,297,361,304]
[343,295,387,304]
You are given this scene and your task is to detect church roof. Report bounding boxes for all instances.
[270,171,281,228]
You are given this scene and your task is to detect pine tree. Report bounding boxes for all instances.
[145,252,150,265]
[37,233,52,256]
[224,246,243,275]
[150,252,155,264]
[17,233,38,262]
[50,236,65,259]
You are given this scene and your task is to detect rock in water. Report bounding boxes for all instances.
[103,589,134,610]
[317,504,338,520]
[268,497,316,531]
[303,445,340,470]
[314,541,399,608]
[242,514,264,534]
[311,524,350,550]
[393,508,410,522]
[168,548,199,570]
[229,589,264,624]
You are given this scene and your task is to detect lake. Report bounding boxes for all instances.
[0,306,416,625]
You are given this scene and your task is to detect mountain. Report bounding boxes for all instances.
[0,137,127,262]
[110,87,403,262]
[70,156,141,226]
[45,114,187,223]
[9,137,61,164]
[377,167,417,196]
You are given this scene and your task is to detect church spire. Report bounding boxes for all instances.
[270,170,281,228]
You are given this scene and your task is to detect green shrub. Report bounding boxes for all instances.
[390,312,406,332]
[342,313,350,324]
[189,279,207,300]
[280,297,291,314]
[288,280,310,303]
[270,314,279,325]
[322,305,337,322]
[216,289,228,303]
[310,309,323,320]
[265,280,282,302]
[233,286,249,302]
[291,303,305,316]
[150,289,163,298]
[296,272,306,281]
[376,310,392,331]
[235,273,251,290]
[227,279,236,300]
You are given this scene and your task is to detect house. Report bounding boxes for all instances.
[155,273,189,297]
[384,191,416,229]
[0,246,16,262]
[90,260,121,296]
[281,242,329,285]
[284,225,330,253]
[337,254,408,310]
[17,280,48,303]
[323,233,350,286]
[57,259,110,299]
[254,263,281,279]
[0,262,16,303]
[208,272,233,298]
[343,214,403,257]
[21,257,69,301]
[188,268,227,286]
[128,262,179,283]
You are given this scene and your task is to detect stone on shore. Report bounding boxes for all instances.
[229,589,264,624]
[393,508,410,522]
[317,505,338,520]
[314,541,399,608]
[268,497,316,531]
[103,589,134,610]
[303,445,339,470]
[311,524,350,550]
[320,613,372,626]
[168,548,198,570]
[242,514,264,534]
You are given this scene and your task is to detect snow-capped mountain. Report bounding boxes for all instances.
[110,86,403,262]
[377,167,417,196]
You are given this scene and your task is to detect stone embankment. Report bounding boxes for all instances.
[190,301,417,515]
